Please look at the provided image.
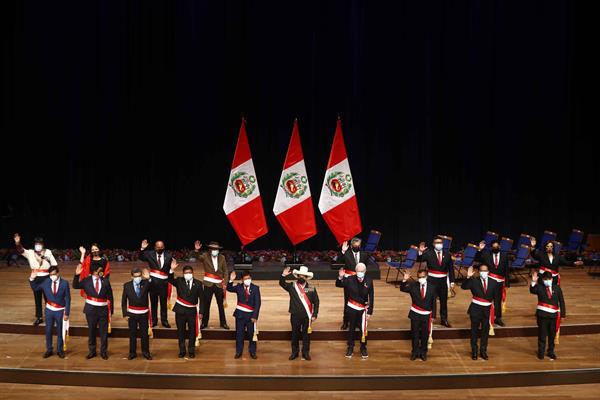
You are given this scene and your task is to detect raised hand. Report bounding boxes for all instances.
[574,260,584,266]
[171,258,179,270]
[402,270,410,281]
[75,263,83,275]
[366,314,371,321]
[479,240,486,251]
[229,270,237,281]
[283,266,291,276]
[341,241,349,253]
[530,237,536,248]
[532,270,538,283]
[418,242,427,252]
[338,267,345,278]
[467,266,474,278]
[194,240,202,251]
[14,233,21,244]
[142,268,150,280]
[141,239,148,250]
[79,246,86,255]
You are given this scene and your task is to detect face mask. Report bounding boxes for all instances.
[352,246,360,253]
[543,280,552,287]
[434,243,443,251]
[418,277,427,285]
[34,244,43,252]
[156,249,164,254]
[49,275,59,282]
[356,271,365,279]
[243,278,252,286]
[297,278,306,285]
[492,248,500,254]
[211,250,219,257]
[546,248,553,254]
[184,273,193,281]
[479,271,488,279]
[133,276,142,284]
[92,251,100,257]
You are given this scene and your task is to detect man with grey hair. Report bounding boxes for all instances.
[338,237,371,329]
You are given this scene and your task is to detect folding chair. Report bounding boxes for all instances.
[516,233,533,248]
[362,230,382,252]
[386,245,418,286]
[510,245,531,284]
[539,230,557,247]
[500,237,514,254]
[483,231,499,249]
[437,234,453,252]
[552,240,563,255]
[566,229,584,252]
[454,243,478,279]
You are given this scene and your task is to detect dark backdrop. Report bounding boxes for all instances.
[1,0,598,251]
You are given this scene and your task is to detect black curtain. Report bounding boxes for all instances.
[1,0,597,251]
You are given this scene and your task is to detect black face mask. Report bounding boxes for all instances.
[156,249,165,254]
[297,278,306,285]
[351,246,360,253]
[91,251,100,257]
[492,248,500,254]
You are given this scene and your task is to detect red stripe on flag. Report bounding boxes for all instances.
[283,119,304,169]
[276,197,317,245]
[327,118,348,168]
[321,196,362,244]
[231,119,252,169]
[226,196,269,245]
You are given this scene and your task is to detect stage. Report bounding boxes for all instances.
[0,262,599,394]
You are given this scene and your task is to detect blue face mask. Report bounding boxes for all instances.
[356,271,365,279]
[543,280,552,287]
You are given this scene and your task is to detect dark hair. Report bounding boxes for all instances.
[182,265,193,273]
[491,240,500,246]
[48,265,59,274]
[131,267,142,276]
[242,271,251,278]
[542,271,553,280]
[417,268,428,276]
[90,243,101,250]
[544,241,555,254]
[33,237,44,244]
[479,263,489,270]
[433,236,443,241]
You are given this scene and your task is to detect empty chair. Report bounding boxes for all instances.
[454,243,479,279]
[437,234,453,252]
[510,245,531,284]
[483,231,499,249]
[363,230,382,252]
[500,237,514,254]
[552,240,563,255]
[385,245,418,285]
[539,230,557,247]
[516,233,533,248]
[566,229,585,252]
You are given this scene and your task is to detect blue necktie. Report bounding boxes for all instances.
[135,283,140,297]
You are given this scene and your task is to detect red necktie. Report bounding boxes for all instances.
[95,277,100,294]
[483,278,487,293]
[437,251,442,266]
[53,281,57,296]
[547,288,552,298]
[245,286,249,301]
[157,254,161,267]
[494,254,499,267]
[420,284,425,299]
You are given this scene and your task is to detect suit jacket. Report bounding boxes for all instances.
[279,276,320,318]
[30,277,71,315]
[194,250,228,287]
[121,279,151,318]
[461,276,500,317]
[168,273,204,315]
[139,249,173,280]
[400,280,437,320]
[72,274,114,315]
[226,282,261,319]
[335,275,374,315]
[530,250,574,273]
[338,250,371,273]
[476,249,510,284]
[417,248,455,283]
[530,283,566,318]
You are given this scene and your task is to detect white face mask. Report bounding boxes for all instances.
[479,271,488,279]
[418,277,427,285]
[34,244,43,252]
[434,243,443,251]
[356,271,365,279]
[184,273,193,282]
[133,276,142,284]
[211,250,219,257]
[49,275,58,282]
[243,278,252,286]
[543,280,552,287]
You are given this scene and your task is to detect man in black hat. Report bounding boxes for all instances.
[193,240,230,329]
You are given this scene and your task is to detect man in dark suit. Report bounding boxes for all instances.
[139,239,173,328]
[400,268,437,361]
[29,265,70,358]
[461,264,501,360]
[476,240,510,326]
[417,236,455,327]
[73,262,114,359]
[530,270,566,360]
[121,267,152,360]
[168,263,204,358]
[193,240,230,330]
[338,237,371,329]
[530,238,583,286]
[227,270,261,359]
[336,263,374,359]
[279,265,319,361]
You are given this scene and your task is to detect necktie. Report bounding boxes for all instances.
[355,252,359,264]
[437,251,442,266]
[95,277,100,294]
[547,287,552,298]
[245,286,249,301]
[157,254,162,268]
[135,283,140,297]
[420,284,425,299]
[494,254,499,267]
[482,278,487,293]
[53,281,57,296]
[188,280,192,291]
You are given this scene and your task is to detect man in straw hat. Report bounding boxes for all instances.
[193,240,230,330]
[336,262,374,359]
[279,265,319,361]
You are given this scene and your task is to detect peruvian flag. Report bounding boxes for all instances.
[273,119,317,245]
[223,119,268,245]
[318,117,362,244]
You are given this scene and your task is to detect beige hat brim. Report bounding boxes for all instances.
[292,270,314,279]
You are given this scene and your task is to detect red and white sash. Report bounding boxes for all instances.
[347,298,369,342]
[33,250,50,276]
[127,305,149,314]
[294,282,314,333]
[537,302,561,341]
[175,296,201,344]
[427,268,447,279]
[236,302,255,313]
[539,266,561,285]
[204,272,224,284]
[86,295,108,307]
[175,296,197,308]
[149,269,168,280]
[411,304,434,342]
[488,273,505,283]
[46,300,65,312]
[343,269,357,278]
[34,268,50,277]
[472,296,495,335]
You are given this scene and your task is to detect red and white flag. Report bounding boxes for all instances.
[318,117,362,244]
[223,119,268,245]
[273,119,317,245]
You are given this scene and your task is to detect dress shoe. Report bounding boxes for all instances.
[221,324,230,330]
[143,353,152,360]
[33,318,43,326]
[161,321,171,328]
[178,352,186,358]
[345,348,353,359]
[471,352,478,360]
[188,353,195,358]
[250,353,257,359]
[340,322,349,330]
[548,352,557,360]
[289,353,299,360]
[420,353,427,361]
[302,353,311,361]
[234,353,242,359]
[57,352,65,359]
[200,324,207,330]
[128,354,137,360]
[480,351,489,360]
[537,352,544,360]
[441,320,452,328]
[495,319,505,327]
[86,352,97,359]
[360,348,369,359]
[101,353,108,360]
[410,353,418,361]
[43,351,53,358]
